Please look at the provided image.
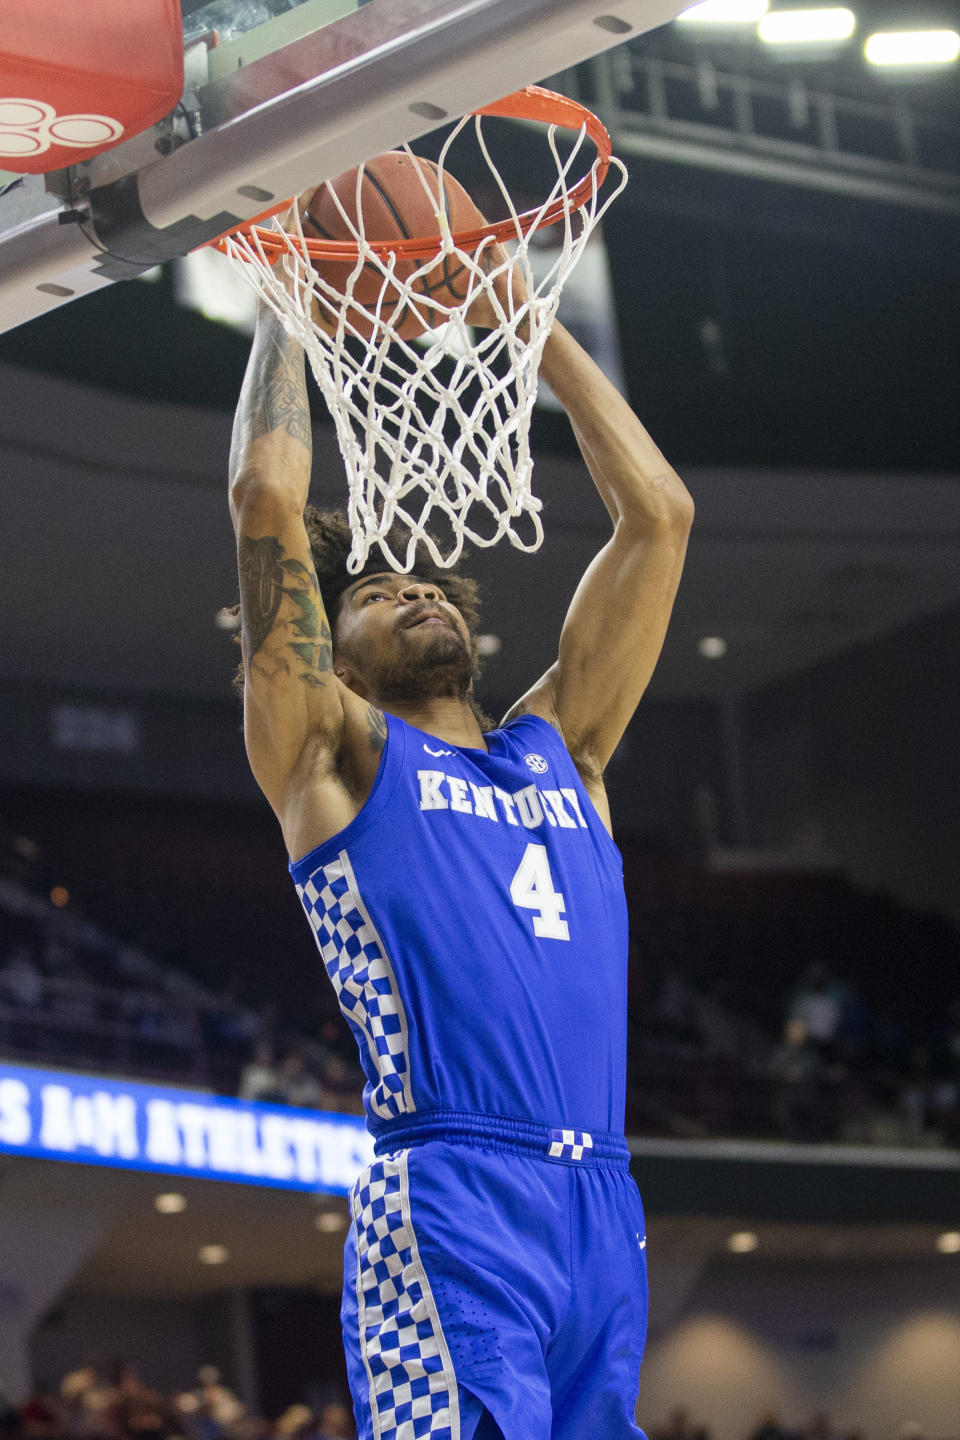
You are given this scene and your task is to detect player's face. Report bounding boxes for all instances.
[335,572,475,701]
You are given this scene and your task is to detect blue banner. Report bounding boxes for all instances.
[0,1062,374,1195]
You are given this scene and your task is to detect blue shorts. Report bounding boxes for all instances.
[341,1113,648,1440]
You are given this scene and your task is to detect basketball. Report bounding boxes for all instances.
[301,151,487,339]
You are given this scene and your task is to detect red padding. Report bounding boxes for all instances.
[0,0,184,174]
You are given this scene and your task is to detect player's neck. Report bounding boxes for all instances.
[380,696,487,750]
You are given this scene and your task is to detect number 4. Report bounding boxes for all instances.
[509,843,570,941]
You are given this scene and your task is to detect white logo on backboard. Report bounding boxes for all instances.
[0,98,124,158]
[423,743,454,757]
[524,753,549,774]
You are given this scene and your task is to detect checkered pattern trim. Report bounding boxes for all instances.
[351,1153,460,1439]
[295,849,414,1120]
[547,1127,594,1161]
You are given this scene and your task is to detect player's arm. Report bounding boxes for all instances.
[228,301,344,811]
[505,321,694,786]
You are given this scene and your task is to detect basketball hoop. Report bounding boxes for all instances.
[212,86,628,574]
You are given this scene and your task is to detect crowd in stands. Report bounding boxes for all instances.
[0,850,366,1113]
[2,820,959,1147]
[629,949,960,1146]
[0,1372,948,1440]
[0,1364,353,1440]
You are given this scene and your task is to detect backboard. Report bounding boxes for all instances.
[0,0,685,335]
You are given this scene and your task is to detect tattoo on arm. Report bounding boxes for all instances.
[238,536,332,688]
[249,323,312,451]
[365,706,388,754]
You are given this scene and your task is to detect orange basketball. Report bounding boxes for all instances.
[302,152,486,340]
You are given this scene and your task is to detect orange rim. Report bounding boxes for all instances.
[209,85,613,261]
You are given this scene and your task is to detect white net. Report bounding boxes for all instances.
[220,109,627,573]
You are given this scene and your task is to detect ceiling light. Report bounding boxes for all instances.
[936,1231,960,1254]
[315,1211,347,1234]
[154,1192,187,1214]
[678,0,769,25]
[864,30,960,67]
[728,1230,759,1252]
[698,636,727,658]
[198,1244,229,1265]
[758,8,855,45]
[476,633,502,657]
[215,607,241,632]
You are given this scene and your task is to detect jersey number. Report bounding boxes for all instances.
[509,844,570,941]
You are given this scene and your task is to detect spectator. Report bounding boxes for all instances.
[193,1369,244,1431]
[59,1361,118,1437]
[274,1408,313,1440]
[315,1404,353,1440]
[789,962,845,1060]
[770,1019,833,1142]
[112,1383,180,1440]
[277,1052,323,1109]
[238,1041,286,1104]
[650,1407,710,1440]
[749,1411,799,1440]
[171,1392,212,1440]
[17,1388,61,1440]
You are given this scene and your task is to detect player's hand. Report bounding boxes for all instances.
[266,188,338,337]
[283,187,323,238]
[465,236,530,332]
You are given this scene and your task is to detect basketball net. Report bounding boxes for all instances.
[218,97,628,573]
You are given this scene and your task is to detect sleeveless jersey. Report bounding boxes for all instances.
[289,712,629,1140]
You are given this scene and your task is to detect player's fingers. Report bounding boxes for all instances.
[268,188,321,242]
[293,186,324,233]
[483,239,530,313]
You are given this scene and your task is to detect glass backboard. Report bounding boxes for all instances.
[0,0,684,334]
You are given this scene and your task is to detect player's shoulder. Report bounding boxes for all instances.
[499,695,565,742]
[497,700,571,763]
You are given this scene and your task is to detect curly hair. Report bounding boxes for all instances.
[230,508,491,727]
[304,508,482,639]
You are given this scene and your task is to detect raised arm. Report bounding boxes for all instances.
[506,321,694,801]
[229,302,343,812]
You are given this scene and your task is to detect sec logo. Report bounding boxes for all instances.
[524,753,549,774]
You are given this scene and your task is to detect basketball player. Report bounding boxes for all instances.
[228,203,694,1439]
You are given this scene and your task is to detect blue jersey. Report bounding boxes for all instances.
[290,712,629,1140]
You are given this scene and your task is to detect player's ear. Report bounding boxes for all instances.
[334,660,369,700]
